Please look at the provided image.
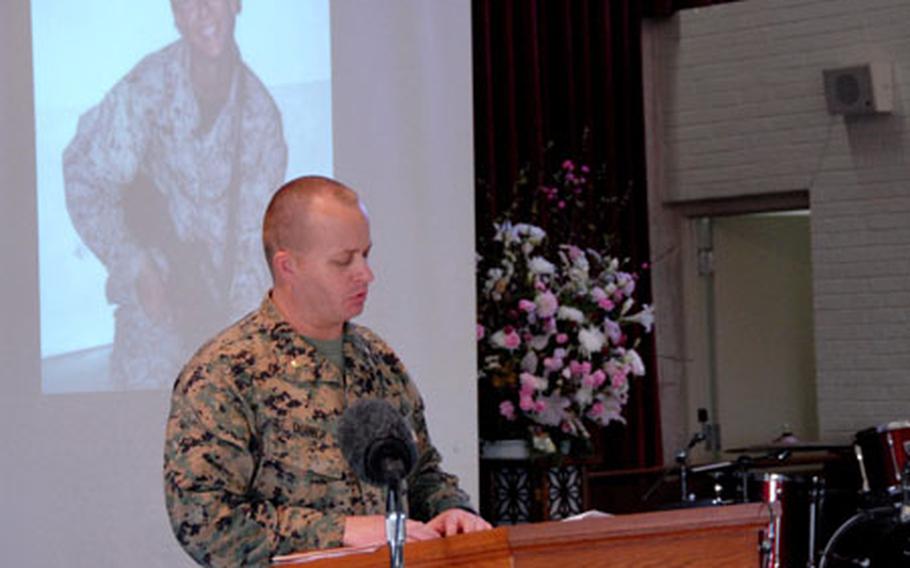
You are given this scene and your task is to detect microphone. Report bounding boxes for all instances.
[336,398,417,568]
[337,399,418,487]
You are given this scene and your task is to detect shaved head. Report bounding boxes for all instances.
[262,176,362,279]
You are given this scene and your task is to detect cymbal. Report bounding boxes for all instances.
[724,441,851,454]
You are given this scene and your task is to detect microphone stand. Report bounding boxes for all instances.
[386,479,406,568]
[676,432,706,503]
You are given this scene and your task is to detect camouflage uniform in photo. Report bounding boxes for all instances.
[163,294,471,567]
[64,39,287,389]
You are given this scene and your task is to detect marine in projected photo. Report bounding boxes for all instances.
[62,0,288,389]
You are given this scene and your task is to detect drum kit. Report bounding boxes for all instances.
[655,420,910,567]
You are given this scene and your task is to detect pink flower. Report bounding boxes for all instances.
[519,372,538,395]
[543,356,564,372]
[583,369,607,389]
[499,400,516,421]
[556,333,569,344]
[611,373,628,389]
[564,245,583,261]
[598,297,615,311]
[562,159,575,171]
[503,330,521,349]
[568,360,584,375]
[518,299,536,312]
[476,324,485,340]
[543,317,557,334]
[519,392,536,412]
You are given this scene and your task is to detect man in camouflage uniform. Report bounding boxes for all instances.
[64,0,287,389]
[163,176,489,566]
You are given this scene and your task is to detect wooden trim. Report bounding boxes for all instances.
[665,190,809,218]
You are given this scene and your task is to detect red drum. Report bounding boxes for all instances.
[854,421,910,496]
[757,472,828,568]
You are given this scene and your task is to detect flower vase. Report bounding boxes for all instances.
[480,439,531,460]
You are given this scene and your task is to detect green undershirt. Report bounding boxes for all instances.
[303,335,345,371]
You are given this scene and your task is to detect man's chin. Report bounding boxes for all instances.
[346,301,367,319]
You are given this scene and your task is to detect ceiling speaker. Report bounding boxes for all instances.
[822,62,893,115]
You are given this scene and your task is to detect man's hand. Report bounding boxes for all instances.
[426,509,493,537]
[343,515,441,548]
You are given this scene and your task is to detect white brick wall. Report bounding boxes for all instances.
[653,0,910,442]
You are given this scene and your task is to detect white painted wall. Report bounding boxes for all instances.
[646,0,910,445]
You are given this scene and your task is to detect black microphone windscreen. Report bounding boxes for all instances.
[336,399,418,486]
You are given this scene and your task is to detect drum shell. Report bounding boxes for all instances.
[820,509,910,567]
[854,422,910,495]
[759,473,812,568]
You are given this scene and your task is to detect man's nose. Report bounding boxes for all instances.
[361,262,375,284]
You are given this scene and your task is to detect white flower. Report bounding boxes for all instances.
[617,272,636,295]
[528,256,556,275]
[575,386,593,407]
[532,432,557,454]
[571,253,590,272]
[535,291,559,318]
[534,393,570,427]
[557,306,584,323]
[624,349,646,376]
[604,318,622,344]
[568,266,589,285]
[620,297,634,316]
[515,223,546,246]
[578,326,606,356]
[521,351,539,373]
[493,221,514,243]
[623,304,654,333]
[529,334,551,351]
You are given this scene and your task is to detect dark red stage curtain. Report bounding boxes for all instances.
[472,0,661,470]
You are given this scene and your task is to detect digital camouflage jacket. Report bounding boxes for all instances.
[164,295,470,567]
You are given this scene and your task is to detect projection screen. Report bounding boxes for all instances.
[0,1,477,565]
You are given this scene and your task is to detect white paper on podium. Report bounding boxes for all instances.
[271,543,382,565]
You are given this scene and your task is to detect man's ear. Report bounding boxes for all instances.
[272,250,298,281]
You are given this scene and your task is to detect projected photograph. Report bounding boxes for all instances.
[34,0,332,393]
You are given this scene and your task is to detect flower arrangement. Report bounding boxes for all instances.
[477,159,653,455]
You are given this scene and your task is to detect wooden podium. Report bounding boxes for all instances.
[275,502,773,567]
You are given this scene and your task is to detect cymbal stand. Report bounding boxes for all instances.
[806,475,824,568]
